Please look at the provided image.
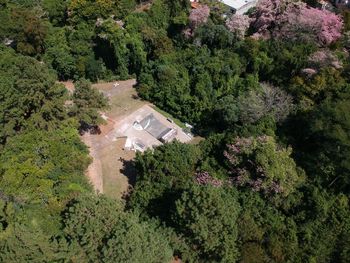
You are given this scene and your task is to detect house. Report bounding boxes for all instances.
[220,0,257,14]
[334,0,350,8]
[190,0,257,14]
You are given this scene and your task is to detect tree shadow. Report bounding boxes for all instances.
[120,158,137,187]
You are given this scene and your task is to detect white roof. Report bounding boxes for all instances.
[220,0,257,13]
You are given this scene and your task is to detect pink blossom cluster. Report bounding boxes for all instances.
[308,50,342,69]
[223,136,285,195]
[189,5,210,29]
[195,171,224,187]
[251,0,285,39]
[184,5,210,38]
[301,68,317,77]
[252,0,343,46]
[195,169,283,194]
[231,167,283,194]
[301,50,342,76]
[226,14,252,39]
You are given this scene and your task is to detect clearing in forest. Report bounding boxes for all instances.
[80,79,194,199]
[81,79,146,198]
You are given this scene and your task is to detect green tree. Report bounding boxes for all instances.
[44,27,75,80]
[225,136,305,198]
[173,184,241,262]
[69,79,109,131]
[299,92,350,193]
[63,195,174,262]
[0,46,68,144]
[0,127,91,207]
[7,7,48,56]
[130,141,200,220]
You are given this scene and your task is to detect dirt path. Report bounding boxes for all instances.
[83,134,104,194]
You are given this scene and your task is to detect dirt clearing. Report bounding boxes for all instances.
[81,79,199,199]
[81,79,147,198]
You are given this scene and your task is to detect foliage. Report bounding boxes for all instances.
[0,47,68,144]
[69,79,109,130]
[189,5,210,29]
[297,93,350,193]
[44,27,76,80]
[184,5,210,37]
[226,14,251,39]
[129,141,200,219]
[0,128,91,206]
[1,0,350,261]
[173,184,240,262]
[224,136,304,197]
[6,7,48,56]
[215,83,293,128]
[252,0,343,46]
[63,195,173,262]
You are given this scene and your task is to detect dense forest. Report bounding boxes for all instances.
[0,0,350,262]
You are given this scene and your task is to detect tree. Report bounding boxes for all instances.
[300,93,350,193]
[0,47,68,144]
[216,83,293,127]
[69,79,109,131]
[226,14,251,39]
[173,184,241,262]
[184,5,210,37]
[0,127,91,206]
[295,187,350,262]
[224,136,304,197]
[277,3,343,46]
[307,50,342,71]
[129,141,200,220]
[42,0,68,26]
[189,5,210,29]
[44,27,76,80]
[237,191,299,262]
[251,0,343,46]
[8,7,48,56]
[63,195,174,263]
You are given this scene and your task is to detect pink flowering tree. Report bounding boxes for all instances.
[308,50,342,70]
[226,14,252,39]
[251,0,286,39]
[224,136,304,196]
[184,5,210,37]
[195,171,234,187]
[252,0,343,46]
[278,4,343,46]
[189,5,210,29]
[301,50,342,77]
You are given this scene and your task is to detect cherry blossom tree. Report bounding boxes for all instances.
[308,50,342,70]
[251,0,343,46]
[226,14,251,39]
[251,0,285,39]
[184,5,210,37]
[277,4,343,46]
[189,5,210,29]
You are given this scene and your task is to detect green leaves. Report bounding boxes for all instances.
[174,184,240,262]
[63,195,173,263]
[0,47,68,144]
[0,127,91,206]
[225,136,305,197]
[69,79,109,130]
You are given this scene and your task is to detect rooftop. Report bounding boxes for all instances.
[220,0,257,13]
